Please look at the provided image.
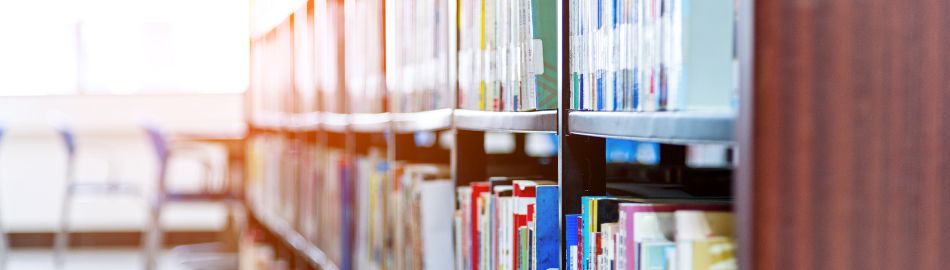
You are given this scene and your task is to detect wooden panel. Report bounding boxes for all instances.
[748,0,950,269]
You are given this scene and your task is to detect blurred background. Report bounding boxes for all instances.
[0,0,249,269]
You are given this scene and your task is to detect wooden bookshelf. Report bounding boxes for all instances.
[245,0,741,269]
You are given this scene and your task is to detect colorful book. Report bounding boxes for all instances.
[534,185,559,270]
[565,214,580,270]
[618,202,731,270]
[674,210,736,270]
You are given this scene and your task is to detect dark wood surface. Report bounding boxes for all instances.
[747,0,950,269]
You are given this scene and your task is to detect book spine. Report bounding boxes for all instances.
[565,214,580,270]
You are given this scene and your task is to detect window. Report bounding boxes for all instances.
[0,0,249,95]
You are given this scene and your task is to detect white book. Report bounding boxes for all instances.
[420,180,457,270]
[674,211,734,270]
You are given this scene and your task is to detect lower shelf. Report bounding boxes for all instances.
[248,205,339,270]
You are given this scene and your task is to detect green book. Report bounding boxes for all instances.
[530,0,558,110]
[519,226,529,270]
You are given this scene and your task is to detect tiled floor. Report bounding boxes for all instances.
[6,248,192,270]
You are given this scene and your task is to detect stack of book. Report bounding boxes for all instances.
[345,0,386,113]
[457,0,559,111]
[385,0,454,112]
[315,0,346,113]
[569,0,735,111]
[391,164,456,270]
[566,197,735,270]
[454,178,560,270]
[353,148,389,270]
[316,148,347,266]
[293,3,318,113]
[249,20,294,116]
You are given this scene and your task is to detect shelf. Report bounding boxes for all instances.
[569,110,736,144]
[349,113,392,133]
[320,112,349,133]
[454,109,557,133]
[288,112,321,132]
[391,108,454,133]
[606,182,732,201]
[250,112,288,131]
[250,205,339,270]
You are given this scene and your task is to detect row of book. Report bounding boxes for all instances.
[454,179,736,270]
[455,178,560,270]
[344,0,387,113]
[457,0,559,111]
[568,0,736,111]
[352,158,457,270]
[246,134,348,266]
[252,0,737,118]
[384,0,455,112]
[250,20,294,115]
[247,128,460,270]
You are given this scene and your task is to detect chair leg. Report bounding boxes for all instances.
[0,217,8,270]
[144,202,162,270]
[55,189,73,268]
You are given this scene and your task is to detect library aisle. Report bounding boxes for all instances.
[0,0,947,269]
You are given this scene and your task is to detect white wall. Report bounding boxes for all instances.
[0,93,244,232]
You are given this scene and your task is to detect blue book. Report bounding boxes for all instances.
[536,185,559,270]
[581,196,609,270]
[565,214,580,270]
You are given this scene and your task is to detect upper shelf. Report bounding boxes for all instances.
[569,110,736,144]
[250,112,287,131]
[349,113,391,133]
[454,109,557,133]
[391,108,454,133]
[320,112,349,133]
[288,112,321,132]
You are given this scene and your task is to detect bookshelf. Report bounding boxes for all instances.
[454,109,559,133]
[318,112,348,133]
[568,110,736,144]
[245,0,742,269]
[390,108,453,133]
[347,113,390,133]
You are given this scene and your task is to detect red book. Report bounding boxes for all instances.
[470,182,490,270]
[577,215,584,270]
[512,181,538,270]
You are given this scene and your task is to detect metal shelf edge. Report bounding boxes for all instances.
[391,108,454,133]
[568,110,736,144]
[454,109,558,133]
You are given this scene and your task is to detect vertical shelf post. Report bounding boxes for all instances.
[556,0,607,268]
[452,130,486,187]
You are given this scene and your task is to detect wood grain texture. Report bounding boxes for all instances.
[749,0,950,269]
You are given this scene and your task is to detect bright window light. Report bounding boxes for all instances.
[0,0,249,95]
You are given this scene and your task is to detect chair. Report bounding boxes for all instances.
[54,125,149,268]
[0,125,7,270]
[142,124,242,270]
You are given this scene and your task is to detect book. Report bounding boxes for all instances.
[569,0,735,112]
[385,0,454,112]
[618,202,731,270]
[471,182,491,270]
[674,211,736,270]
[640,241,675,270]
[393,164,453,270]
[459,0,558,111]
[419,180,456,269]
[534,185,559,270]
[565,214,580,270]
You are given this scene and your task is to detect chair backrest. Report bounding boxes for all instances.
[142,124,169,166]
[55,125,76,157]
